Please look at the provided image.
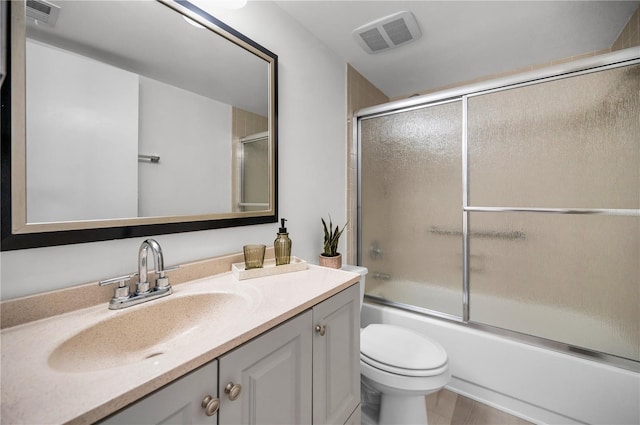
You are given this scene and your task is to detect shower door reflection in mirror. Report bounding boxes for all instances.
[236,130,270,213]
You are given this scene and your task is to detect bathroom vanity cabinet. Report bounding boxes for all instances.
[100,284,360,425]
[312,282,361,425]
[217,310,313,424]
[99,361,219,425]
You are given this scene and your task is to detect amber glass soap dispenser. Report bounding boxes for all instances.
[274,218,292,265]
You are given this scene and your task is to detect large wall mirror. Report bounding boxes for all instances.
[1,0,278,250]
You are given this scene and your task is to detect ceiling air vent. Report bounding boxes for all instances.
[353,11,422,54]
[26,0,61,27]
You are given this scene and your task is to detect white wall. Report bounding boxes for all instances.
[0,1,347,300]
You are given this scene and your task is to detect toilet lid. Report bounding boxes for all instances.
[360,324,448,372]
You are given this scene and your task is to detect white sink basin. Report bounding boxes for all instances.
[48,292,248,372]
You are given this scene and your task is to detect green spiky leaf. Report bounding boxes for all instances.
[321,215,347,257]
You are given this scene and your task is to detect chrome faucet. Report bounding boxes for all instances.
[138,238,166,295]
[99,239,177,309]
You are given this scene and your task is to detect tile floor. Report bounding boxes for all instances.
[426,389,534,425]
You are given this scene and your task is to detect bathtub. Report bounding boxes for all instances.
[362,285,640,424]
[366,279,638,361]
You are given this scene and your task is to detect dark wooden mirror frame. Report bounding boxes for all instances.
[1,0,278,251]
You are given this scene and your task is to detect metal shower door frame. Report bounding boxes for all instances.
[355,47,640,371]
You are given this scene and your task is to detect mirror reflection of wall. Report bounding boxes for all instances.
[21,0,271,223]
[137,76,232,217]
[26,40,139,222]
[26,39,235,221]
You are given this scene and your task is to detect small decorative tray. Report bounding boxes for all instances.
[232,256,308,281]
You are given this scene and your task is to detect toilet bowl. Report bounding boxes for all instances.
[342,265,451,425]
[360,323,451,424]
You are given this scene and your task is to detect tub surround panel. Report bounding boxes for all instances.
[613,5,640,51]
[1,264,359,425]
[346,65,390,266]
[0,247,273,329]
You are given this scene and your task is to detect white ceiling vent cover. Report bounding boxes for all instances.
[26,0,61,27]
[353,11,422,54]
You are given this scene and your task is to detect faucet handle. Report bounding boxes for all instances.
[155,265,180,291]
[160,265,180,274]
[99,273,137,300]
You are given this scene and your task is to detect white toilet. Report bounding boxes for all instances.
[342,265,451,425]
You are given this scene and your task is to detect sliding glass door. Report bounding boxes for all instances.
[466,64,639,361]
[359,59,639,363]
[360,100,463,317]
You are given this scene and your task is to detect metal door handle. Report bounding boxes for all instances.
[225,382,242,401]
[201,395,220,416]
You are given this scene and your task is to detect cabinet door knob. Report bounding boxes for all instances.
[225,382,242,401]
[315,324,326,336]
[201,395,220,416]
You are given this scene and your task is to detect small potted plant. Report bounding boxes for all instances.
[319,215,347,269]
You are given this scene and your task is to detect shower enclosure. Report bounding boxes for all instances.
[357,49,639,369]
[238,131,270,212]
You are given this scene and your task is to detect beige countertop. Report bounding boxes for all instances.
[1,264,359,425]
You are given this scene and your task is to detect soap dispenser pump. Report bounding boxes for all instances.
[274,218,292,266]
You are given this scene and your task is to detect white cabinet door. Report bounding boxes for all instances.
[218,311,313,425]
[312,284,361,425]
[99,361,218,425]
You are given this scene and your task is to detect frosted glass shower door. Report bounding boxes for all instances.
[360,101,463,317]
[467,64,640,361]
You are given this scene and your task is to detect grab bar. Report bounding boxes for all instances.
[430,226,525,240]
[371,272,391,281]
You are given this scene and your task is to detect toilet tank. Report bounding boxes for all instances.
[341,265,368,311]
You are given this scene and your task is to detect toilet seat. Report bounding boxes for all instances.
[361,353,448,377]
[360,324,448,377]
